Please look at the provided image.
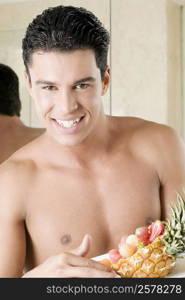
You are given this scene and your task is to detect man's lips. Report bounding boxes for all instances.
[51,116,85,129]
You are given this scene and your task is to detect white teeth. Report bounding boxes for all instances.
[56,117,81,128]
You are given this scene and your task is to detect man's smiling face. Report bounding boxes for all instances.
[26,49,109,146]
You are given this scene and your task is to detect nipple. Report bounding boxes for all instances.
[60,234,72,245]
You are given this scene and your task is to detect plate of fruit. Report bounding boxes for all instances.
[92,193,185,278]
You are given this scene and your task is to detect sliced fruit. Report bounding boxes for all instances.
[108,249,122,263]
[126,234,139,247]
[135,226,150,245]
[118,242,137,258]
[148,220,165,243]
[106,192,185,277]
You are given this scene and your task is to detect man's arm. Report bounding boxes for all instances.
[156,125,185,220]
[135,121,185,220]
[0,162,26,277]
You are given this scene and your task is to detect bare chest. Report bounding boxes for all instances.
[25,160,160,267]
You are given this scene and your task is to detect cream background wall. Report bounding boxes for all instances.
[0,0,184,138]
[182,3,185,138]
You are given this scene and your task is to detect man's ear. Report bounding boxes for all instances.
[101,67,110,96]
[24,70,33,96]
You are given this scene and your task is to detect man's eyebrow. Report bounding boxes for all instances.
[73,77,96,85]
[35,77,96,86]
[35,80,58,85]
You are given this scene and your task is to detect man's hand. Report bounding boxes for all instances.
[22,235,116,278]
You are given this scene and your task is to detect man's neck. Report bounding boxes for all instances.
[41,114,112,169]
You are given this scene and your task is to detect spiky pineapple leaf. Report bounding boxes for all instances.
[163,192,185,257]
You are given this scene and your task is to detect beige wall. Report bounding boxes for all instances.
[0,0,184,138]
[182,4,185,138]
[111,0,168,122]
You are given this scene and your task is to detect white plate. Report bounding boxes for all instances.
[91,253,108,262]
[166,256,185,278]
[92,254,185,278]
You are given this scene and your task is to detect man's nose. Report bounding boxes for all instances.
[55,90,78,114]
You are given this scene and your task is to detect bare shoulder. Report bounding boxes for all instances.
[0,154,35,179]
[112,116,184,152]
[111,116,185,171]
[0,131,46,191]
[0,149,37,220]
[127,117,185,158]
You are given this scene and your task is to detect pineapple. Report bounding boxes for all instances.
[112,237,176,277]
[104,193,185,278]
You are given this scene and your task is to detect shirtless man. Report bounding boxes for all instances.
[0,63,44,164]
[0,5,185,278]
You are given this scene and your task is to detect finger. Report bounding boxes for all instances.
[61,252,111,272]
[70,234,92,257]
[60,266,117,278]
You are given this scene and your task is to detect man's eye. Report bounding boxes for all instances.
[75,83,89,90]
[42,86,57,91]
